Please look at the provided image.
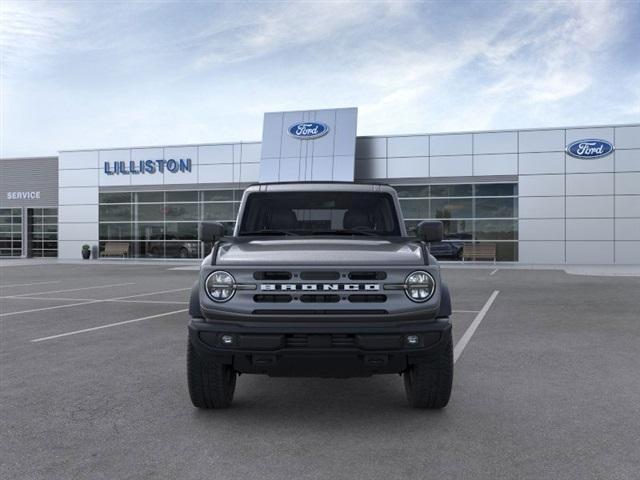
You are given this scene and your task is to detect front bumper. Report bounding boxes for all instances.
[188,318,452,378]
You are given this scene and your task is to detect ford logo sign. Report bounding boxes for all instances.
[566,139,614,159]
[288,122,329,140]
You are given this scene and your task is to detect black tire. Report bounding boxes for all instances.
[187,341,236,409]
[403,336,453,409]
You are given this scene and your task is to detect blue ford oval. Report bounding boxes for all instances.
[288,122,330,139]
[566,139,614,159]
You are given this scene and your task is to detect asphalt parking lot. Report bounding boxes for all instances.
[1,262,639,479]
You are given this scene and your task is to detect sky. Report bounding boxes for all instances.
[1,0,639,157]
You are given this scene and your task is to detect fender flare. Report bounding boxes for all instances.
[189,281,203,319]
[438,283,452,318]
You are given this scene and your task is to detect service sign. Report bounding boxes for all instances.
[566,139,614,159]
[287,122,330,140]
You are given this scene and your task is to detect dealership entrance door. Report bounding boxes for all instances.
[26,208,58,257]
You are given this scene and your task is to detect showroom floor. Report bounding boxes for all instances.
[1,262,639,479]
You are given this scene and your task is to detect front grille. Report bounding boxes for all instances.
[300,294,340,303]
[348,271,387,280]
[348,294,387,303]
[285,334,357,348]
[254,294,292,303]
[300,271,340,280]
[252,309,388,315]
[253,271,292,280]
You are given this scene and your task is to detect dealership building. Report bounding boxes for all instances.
[1,107,639,264]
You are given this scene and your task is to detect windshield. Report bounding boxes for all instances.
[238,191,402,237]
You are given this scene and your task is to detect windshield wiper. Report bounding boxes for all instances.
[309,229,379,237]
[240,229,299,236]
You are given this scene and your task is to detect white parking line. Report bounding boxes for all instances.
[453,290,499,364]
[3,282,136,298]
[1,296,188,305]
[452,309,480,314]
[30,309,189,342]
[0,281,61,289]
[489,268,499,276]
[1,300,101,317]
[0,287,191,317]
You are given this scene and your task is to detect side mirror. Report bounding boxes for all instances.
[199,222,226,242]
[416,221,443,243]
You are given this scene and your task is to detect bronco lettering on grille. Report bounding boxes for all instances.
[261,284,380,291]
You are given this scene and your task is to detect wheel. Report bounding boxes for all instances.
[187,341,236,408]
[403,335,453,409]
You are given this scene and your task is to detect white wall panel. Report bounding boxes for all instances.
[566,153,614,174]
[59,187,98,205]
[241,143,261,163]
[566,219,613,241]
[615,196,640,217]
[59,204,98,223]
[614,126,640,149]
[615,172,640,195]
[473,132,517,154]
[334,108,358,157]
[430,134,472,156]
[566,173,613,196]
[259,157,279,183]
[615,241,640,264]
[566,196,613,218]
[100,168,132,186]
[199,144,233,164]
[59,240,97,259]
[519,197,564,218]
[615,219,640,240]
[333,155,358,181]
[387,157,428,178]
[308,109,338,157]
[198,164,233,183]
[59,150,99,170]
[519,241,565,263]
[519,219,564,240]
[519,152,564,175]
[355,158,386,179]
[519,174,564,197]
[473,154,517,175]
[260,112,283,158]
[59,169,99,187]
[566,127,614,144]
[355,138,386,158]
[240,163,260,182]
[278,157,302,181]
[387,136,428,157]
[310,156,332,180]
[615,149,640,172]
[280,111,306,158]
[518,129,564,153]
[566,241,613,264]
[58,222,98,240]
[430,155,472,177]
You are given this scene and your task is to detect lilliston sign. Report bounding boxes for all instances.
[103,158,192,175]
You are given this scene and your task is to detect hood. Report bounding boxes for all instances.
[216,238,424,266]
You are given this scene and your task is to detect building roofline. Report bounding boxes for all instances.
[0,156,58,161]
[55,122,640,153]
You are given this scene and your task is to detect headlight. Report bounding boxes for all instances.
[205,271,236,302]
[404,271,436,302]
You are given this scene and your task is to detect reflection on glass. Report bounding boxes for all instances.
[399,199,429,219]
[430,199,473,218]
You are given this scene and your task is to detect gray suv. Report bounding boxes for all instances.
[188,182,453,409]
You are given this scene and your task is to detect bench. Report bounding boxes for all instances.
[462,243,496,263]
[102,242,129,258]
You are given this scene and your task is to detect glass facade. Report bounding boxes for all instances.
[98,189,243,258]
[0,208,22,257]
[394,183,518,261]
[28,208,58,257]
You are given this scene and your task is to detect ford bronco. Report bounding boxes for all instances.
[188,182,453,409]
